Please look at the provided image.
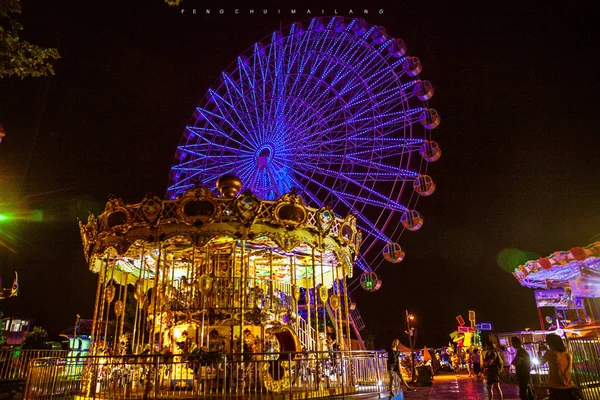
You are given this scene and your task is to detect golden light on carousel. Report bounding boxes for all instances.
[78,178,362,393]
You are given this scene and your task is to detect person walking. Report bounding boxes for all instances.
[471,348,482,378]
[538,333,581,400]
[484,341,504,400]
[511,337,534,400]
[386,339,416,394]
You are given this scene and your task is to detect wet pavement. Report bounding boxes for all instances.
[379,372,522,400]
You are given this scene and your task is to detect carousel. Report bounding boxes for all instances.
[78,175,360,393]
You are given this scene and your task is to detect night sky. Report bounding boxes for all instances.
[0,0,599,349]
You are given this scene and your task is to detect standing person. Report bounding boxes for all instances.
[538,333,580,400]
[484,341,504,400]
[499,345,511,379]
[451,352,459,374]
[467,348,474,377]
[471,348,482,378]
[511,337,534,400]
[386,339,416,394]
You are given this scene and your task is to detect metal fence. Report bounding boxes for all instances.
[521,338,600,400]
[0,349,68,380]
[567,337,600,400]
[24,350,388,399]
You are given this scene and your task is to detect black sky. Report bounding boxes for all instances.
[0,0,599,349]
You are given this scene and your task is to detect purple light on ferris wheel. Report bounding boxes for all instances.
[167,16,441,273]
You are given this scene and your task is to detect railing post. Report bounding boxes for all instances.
[288,352,293,400]
[222,353,227,396]
[341,350,346,397]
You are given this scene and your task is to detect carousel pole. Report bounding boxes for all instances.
[335,265,343,350]
[240,239,246,356]
[312,247,319,339]
[132,245,145,353]
[292,255,299,337]
[305,261,312,350]
[90,256,108,355]
[230,242,237,354]
[270,250,274,310]
[342,275,352,352]
[119,273,128,342]
[341,273,355,388]
[102,262,116,351]
[312,247,320,390]
[138,263,150,353]
[158,249,168,352]
[113,283,122,348]
[149,243,162,353]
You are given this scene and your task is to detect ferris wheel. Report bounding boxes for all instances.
[167,16,441,279]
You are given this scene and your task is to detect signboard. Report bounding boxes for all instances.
[534,289,570,308]
[468,310,475,322]
[456,315,465,326]
[458,326,473,333]
[475,322,492,331]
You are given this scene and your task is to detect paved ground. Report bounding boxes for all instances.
[380,372,522,400]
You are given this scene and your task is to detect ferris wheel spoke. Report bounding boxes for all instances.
[237,57,264,135]
[287,175,323,208]
[293,97,417,146]
[296,155,419,179]
[195,108,255,150]
[184,135,254,157]
[294,161,410,211]
[297,115,421,151]
[220,76,258,136]
[185,126,255,154]
[311,185,392,243]
[335,191,407,213]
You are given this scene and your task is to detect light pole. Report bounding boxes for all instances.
[406,310,416,382]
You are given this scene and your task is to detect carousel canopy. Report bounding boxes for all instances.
[79,187,361,289]
[513,241,600,292]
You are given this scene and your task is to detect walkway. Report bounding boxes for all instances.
[380,373,522,400]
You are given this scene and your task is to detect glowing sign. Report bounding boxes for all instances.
[476,322,492,331]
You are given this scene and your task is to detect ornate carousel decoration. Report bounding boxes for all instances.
[79,176,359,392]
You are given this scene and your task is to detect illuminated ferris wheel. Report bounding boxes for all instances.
[167,16,441,279]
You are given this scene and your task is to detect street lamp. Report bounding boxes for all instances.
[406,310,416,382]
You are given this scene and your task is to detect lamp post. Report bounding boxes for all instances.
[405,310,416,382]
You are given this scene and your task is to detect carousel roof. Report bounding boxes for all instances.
[513,241,600,289]
[79,187,361,288]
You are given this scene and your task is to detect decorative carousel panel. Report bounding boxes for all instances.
[338,215,357,246]
[179,188,219,224]
[316,206,336,233]
[103,198,131,234]
[139,195,163,225]
[234,190,262,223]
[273,195,308,229]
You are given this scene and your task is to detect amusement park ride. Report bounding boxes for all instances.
[79,14,441,362]
[69,16,443,397]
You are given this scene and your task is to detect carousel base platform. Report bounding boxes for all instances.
[70,386,380,400]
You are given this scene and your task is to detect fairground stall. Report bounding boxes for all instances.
[506,241,600,399]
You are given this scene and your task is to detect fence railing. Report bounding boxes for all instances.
[0,349,68,380]
[518,338,600,400]
[24,350,388,399]
[567,337,600,400]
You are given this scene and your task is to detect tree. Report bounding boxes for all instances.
[0,0,59,78]
[21,326,49,349]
